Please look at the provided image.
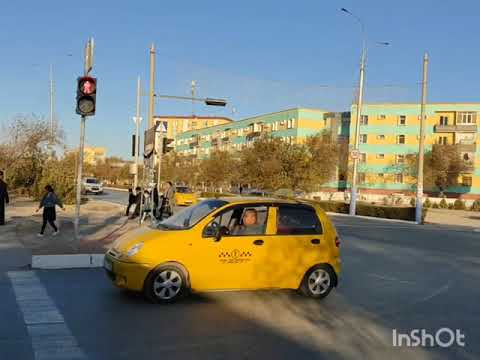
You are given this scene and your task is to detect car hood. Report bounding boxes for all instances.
[111,227,159,253]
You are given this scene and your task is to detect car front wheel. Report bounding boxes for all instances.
[144,264,189,304]
[299,264,335,299]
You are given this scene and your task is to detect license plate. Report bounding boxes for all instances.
[104,257,113,271]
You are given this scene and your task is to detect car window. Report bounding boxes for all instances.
[86,179,98,184]
[176,187,191,193]
[204,205,269,237]
[276,205,322,235]
[158,199,228,230]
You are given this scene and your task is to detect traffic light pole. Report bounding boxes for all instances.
[74,38,94,242]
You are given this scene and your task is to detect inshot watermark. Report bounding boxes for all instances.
[393,328,466,348]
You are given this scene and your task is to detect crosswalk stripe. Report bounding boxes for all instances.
[7,271,87,360]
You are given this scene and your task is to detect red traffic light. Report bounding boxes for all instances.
[78,76,96,95]
[76,76,97,116]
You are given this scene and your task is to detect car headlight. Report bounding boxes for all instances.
[127,243,143,257]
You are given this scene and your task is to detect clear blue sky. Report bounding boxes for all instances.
[1,0,479,158]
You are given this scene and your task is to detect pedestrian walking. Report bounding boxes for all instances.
[36,185,65,236]
[0,170,9,225]
[125,188,136,216]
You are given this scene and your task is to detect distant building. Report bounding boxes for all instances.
[175,108,340,159]
[83,147,106,166]
[153,115,233,140]
[350,103,480,199]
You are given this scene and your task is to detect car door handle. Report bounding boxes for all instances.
[311,239,321,245]
[253,239,264,246]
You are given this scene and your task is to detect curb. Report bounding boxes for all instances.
[31,254,105,269]
[326,212,416,225]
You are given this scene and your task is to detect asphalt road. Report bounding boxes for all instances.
[1,215,479,359]
[88,188,129,206]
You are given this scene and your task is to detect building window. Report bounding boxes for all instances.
[458,112,475,124]
[376,154,385,159]
[358,173,366,183]
[397,135,406,144]
[377,135,386,140]
[272,122,279,131]
[395,174,404,183]
[287,118,296,129]
[360,115,368,125]
[378,173,384,178]
[360,153,367,163]
[396,155,405,164]
[378,114,386,120]
[462,176,473,187]
[437,136,448,145]
[360,134,368,144]
[440,116,449,126]
[398,115,407,126]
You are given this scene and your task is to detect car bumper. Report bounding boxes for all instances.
[330,257,341,285]
[103,254,152,291]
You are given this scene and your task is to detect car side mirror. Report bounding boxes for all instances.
[204,226,216,238]
[215,226,230,242]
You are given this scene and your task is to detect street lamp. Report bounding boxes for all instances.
[341,7,389,216]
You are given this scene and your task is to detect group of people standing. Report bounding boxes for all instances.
[126,181,176,221]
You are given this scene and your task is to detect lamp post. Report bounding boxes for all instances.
[341,7,389,215]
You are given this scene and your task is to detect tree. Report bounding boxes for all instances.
[237,132,340,192]
[199,150,238,191]
[406,144,467,194]
[0,114,64,192]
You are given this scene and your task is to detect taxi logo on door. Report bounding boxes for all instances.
[219,249,252,264]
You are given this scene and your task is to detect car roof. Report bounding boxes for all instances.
[219,196,303,205]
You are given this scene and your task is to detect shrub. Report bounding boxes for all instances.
[453,199,466,210]
[448,203,454,210]
[409,197,415,207]
[432,203,439,209]
[471,200,480,212]
[423,198,432,208]
[315,201,426,222]
[439,198,448,209]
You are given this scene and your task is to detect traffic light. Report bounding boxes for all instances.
[162,138,174,154]
[204,98,227,107]
[76,76,97,116]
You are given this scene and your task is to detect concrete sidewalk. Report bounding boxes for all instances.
[0,197,141,269]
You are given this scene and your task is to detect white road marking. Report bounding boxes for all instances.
[7,271,86,360]
[367,273,416,284]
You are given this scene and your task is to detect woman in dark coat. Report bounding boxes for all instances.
[36,185,65,236]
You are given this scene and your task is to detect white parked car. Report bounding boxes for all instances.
[82,177,104,195]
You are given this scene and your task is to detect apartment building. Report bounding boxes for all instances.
[175,108,348,159]
[153,115,233,140]
[351,103,479,198]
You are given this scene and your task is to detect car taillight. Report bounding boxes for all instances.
[335,236,340,248]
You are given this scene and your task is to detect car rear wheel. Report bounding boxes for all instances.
[299,264,335,299]
[144,264,189,304]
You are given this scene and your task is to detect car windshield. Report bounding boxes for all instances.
[176,187,192,194]
[86,179,98,184]
[157,199,228,230]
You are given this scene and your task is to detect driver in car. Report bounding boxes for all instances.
[232,209,265,235]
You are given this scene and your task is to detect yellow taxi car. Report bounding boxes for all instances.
[104,197,341,303]
[174,186,198,206]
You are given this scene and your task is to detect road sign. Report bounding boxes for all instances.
[144,126,157,157]
[350,149,360,160]
[156,121,168,133]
